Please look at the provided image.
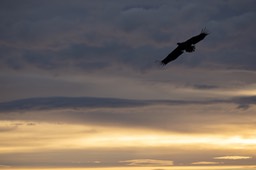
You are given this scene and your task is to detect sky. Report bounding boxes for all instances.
[0,0,256,169]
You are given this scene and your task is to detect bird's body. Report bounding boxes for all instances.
[161,28,209,65]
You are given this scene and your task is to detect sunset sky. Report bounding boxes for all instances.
[0,0,256,170]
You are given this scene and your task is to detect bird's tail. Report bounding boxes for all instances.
[154,60,165,67]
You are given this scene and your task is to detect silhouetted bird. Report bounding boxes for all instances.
[161,28,209,65]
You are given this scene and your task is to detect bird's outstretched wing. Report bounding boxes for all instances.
[160,28,209,66]
[161,46,183,65]
[185,28,209,45]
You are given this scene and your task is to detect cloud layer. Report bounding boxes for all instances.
[0,0,256,73]
[0,96,255,112]
[1,0,256,169]
[0,96,255,134]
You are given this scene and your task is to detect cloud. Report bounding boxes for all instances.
[0,165,11,168]
[0,126,17,132]
[0,120,24,132]
[120,159,173,166]
[233,96,256,110]
[0,96,255,134]
[0,0,256,73]
[0,96,161,112]
[214,156,252,160]
[190,84,220,90]
[0,95,255,113]
[191,161,221,165]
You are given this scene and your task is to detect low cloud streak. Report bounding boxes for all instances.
[0,96,255,112]
[0,96,255,134]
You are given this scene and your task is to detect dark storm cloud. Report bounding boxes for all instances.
[0,0,256,72]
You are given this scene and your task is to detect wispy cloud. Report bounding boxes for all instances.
[0,96,255,134]
[191,161,221,165]
[0,165,11,168]
[120,159,173,166]
[0,95,255,112]
[214,156,253,160]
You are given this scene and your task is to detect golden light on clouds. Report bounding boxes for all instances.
[75,133,256,149]
[235,84,256,96]
[3,167,256,170]
[120,159,173,166]
[191,161,221,165]
[214,156,253,160]
[1,120,256,153]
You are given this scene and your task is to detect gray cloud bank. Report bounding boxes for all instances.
[0,96,255,112]
[0,96,255,133]
[0,0,256,73]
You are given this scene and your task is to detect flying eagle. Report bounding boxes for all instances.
[161,28,209,65]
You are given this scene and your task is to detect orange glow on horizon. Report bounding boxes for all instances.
[2,166,256,170]
[1,120,256,153]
